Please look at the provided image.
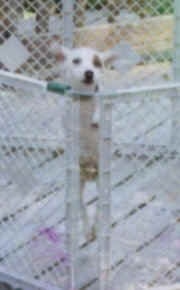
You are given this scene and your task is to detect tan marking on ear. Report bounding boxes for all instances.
[93,55,103,68]
[49,41,67,62]
[56,51,66,62]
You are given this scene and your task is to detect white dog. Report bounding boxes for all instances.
[50,43,116,125]
[50,43,117,239]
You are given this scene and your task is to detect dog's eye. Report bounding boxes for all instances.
[93,55,102,68]
[72,58,81,65]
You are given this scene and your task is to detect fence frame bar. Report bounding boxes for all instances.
[98,96,113,290]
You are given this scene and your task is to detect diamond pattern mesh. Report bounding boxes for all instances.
[0,0,174,78]
[0,1,179,290]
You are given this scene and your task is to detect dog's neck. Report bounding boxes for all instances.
[78,84,99,99]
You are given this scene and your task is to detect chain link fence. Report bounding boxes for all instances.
[0,0,174,79]
[0,1,179,290]
[99,85,180,290]
[0,80,68,290]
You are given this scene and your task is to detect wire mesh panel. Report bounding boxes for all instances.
[93,86,180,290]
[0,79,80,290]
[74,0,174,68]
[0,0,174,83]
[0,0,67,78]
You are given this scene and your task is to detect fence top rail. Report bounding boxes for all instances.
[1,70,180,99]
[96,82,180,98]
[0,70,71,95]
[71,82,180,99]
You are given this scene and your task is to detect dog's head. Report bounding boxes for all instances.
[50,43,117,92]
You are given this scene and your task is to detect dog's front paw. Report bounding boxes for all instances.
[91,121,99,128]
[91,110,100,128]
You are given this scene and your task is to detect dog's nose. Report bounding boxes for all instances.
[85,70,94,80]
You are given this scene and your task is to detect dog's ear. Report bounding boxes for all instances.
[49,41,70,62]
[101,51,118,67]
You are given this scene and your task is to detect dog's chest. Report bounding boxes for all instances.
[79,96,98,160]
[79,96,99,180]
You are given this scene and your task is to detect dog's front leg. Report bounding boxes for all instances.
[91,95,100,127]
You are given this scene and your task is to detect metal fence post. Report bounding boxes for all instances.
[172,0,180,144]
[65,95,80,290]
[173,0,180,80]
[98,96,112,290]
[63,2,78,289]
[63,0,75,48]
